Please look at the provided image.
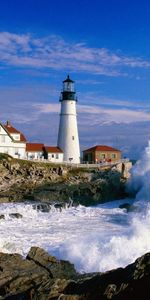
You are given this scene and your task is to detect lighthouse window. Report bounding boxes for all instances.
[72,136,75,140]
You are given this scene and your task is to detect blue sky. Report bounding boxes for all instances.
[1,0,150,159]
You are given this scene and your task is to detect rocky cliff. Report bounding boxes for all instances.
[0,155,132,205]
[0,246,149,299]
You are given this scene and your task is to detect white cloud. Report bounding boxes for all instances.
[1,32,150,76]
[1,98,150,159]
[78,104,150,124]
[28,102,150,124]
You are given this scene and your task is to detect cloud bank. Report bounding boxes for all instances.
[1,32,150,76]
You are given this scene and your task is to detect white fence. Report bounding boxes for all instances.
[22,158,129,169]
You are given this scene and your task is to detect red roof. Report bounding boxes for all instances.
[26,143,44,152]
[4,122,27,142]
[45,146,63,153]
[20,133,27,142]
[83,145,121,152]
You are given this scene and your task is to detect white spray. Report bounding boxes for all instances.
[0,142,150,273]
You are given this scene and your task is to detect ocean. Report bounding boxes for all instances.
[0,142,150,273]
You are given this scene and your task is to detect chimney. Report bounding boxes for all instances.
[6,121,11,127]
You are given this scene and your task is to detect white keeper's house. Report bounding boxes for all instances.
[0,121,63,162]
[0,121,27,159]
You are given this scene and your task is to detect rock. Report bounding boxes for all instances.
[33,203,51,213]
[119,203,139,213]
[0,248,150,299]
[0,214,5,220]
[27,247,77,280]
[9,213,23,219]
[0,157,130,206]
[64,252,150,299]
[54,203,64,211]
[0,251,52,299]
[114,162,132,179]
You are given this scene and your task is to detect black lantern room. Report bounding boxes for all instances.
[60,75,77,101]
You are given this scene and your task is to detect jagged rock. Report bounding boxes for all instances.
[63,252,150,300]
[0,249,150,299]
[0,251,52,299]
[0,156,130,205]
[27,247,77,279]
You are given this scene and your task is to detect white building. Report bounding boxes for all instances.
[26,143,45,160]
[0,121,26,159]
[57,75,80,163]
[0,121,64,162]
[26,144,64,162]
[45,146,63,162]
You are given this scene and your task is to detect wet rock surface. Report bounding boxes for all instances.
[0,247,149,299]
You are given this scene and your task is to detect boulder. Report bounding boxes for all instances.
[9,213,23,219]
[27,247,77,280]
[0,251,51,299]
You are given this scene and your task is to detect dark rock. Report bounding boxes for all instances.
[33,203,51,213]
[0,251,52,299]
[9,213,23,219]
[54,203,64,211]
[64,252,150,300]
[119,203,139,213]
[0,214,5,219]
[0,247,150,299]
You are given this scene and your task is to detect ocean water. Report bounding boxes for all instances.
[0,143,150,273]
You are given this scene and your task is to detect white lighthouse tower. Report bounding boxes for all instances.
[57,75,80,163]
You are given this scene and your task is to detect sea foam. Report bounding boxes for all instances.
[0,142,150,272]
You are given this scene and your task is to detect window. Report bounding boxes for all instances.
[13,135,20,140]
[15,148,19,155]
[56,154,59,159]
[100,153,105,159]
[112,153,116,159]
[52,154,54,158]
[72,136,75,140]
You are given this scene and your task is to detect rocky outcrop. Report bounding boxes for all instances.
[0,247,149,299]
[0,156,132,205]
[30,173,126,207]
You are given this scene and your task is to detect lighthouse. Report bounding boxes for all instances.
[57,75,80,163]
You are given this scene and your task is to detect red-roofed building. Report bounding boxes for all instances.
[0,121,65,161]
[4,122,26,142]
[83,145,121,163]
[44,146,63,162]
[0,121,27,158]
[26,143,44,160]
[0,120,65,161]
